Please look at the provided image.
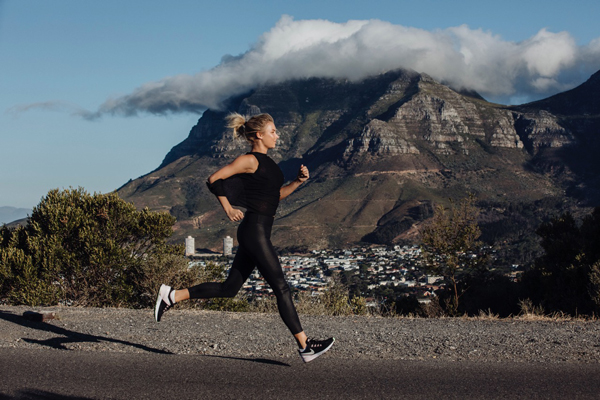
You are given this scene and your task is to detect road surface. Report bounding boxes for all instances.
[2,347,600,399]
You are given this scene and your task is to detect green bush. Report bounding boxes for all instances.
[421,195,487,314]
[320,274,353,316]
[350,295,368,315]
[521,207,600,316]
[0,246,60,305]
[0,187,184,307]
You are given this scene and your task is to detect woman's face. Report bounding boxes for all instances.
[258,122,279,149]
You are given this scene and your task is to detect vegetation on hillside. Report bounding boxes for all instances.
[421,195,487,314]
[0,188,367,316]
[2,188,599,319]
[414,201,600,318]
[521,208,600,316]
[0,188,197,307]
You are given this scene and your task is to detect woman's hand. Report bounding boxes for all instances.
[297,164,310,183]
[217,196,244,222]
[280,164,310,200]
[225,207,244,222]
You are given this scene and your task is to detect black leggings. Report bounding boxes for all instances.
[188,213,303,335]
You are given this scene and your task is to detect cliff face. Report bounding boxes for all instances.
[118,69,599,250]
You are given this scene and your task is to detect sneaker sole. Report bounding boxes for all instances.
[154,284,169,322]
[154,292,163,322]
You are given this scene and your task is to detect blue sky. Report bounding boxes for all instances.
[2,0,600,209]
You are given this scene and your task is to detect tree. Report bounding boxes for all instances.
[420,195,486,314]
[521,208,600,315]
[0,187,187,307]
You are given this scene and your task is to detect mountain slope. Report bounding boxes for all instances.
[118,69,597,251]
[512,70,600,204]
[0,207,31,225]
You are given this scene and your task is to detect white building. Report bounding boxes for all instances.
[185,236,195,256]
[427,275,443,284]
[223,236,233,256]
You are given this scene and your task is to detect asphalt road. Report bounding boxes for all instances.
[2,347,600,399]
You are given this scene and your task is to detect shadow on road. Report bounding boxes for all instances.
[0,310,172,355]
[204,354,291,367]
[0,310,292,367]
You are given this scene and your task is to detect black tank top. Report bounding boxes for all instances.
[215,152,284,217]
[239,152,284,216]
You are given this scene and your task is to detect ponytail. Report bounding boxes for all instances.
[225,112,247,140]
[225,112,274,144]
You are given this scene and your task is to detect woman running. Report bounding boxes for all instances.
[154,112,334,363]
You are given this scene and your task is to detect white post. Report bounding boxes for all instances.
[185,236,195,256]
[223,236,233,256]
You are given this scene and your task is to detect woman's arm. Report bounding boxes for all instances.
[280,164,309,200]
[208,154,258,221]
[208,154,258,184]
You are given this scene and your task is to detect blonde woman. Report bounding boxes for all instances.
[155,112,334,363]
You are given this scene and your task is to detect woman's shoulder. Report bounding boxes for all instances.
[230,153,259,173]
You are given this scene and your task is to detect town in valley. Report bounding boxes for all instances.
[185,236,520,306]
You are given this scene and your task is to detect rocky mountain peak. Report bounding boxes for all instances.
[119,69,600,251]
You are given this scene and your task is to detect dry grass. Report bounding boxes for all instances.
[459,299,598,322]
[204,291,599,322]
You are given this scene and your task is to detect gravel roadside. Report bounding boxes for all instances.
[1,305,599,363]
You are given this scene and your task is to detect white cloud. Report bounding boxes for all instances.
[17,16,600,117]
[520,29,577,77]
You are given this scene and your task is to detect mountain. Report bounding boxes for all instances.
[0,206,31,225]
[511,71,600,204]
[517,70,600,116]
[117,68,599,254]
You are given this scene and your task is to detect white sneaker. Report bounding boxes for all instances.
[154,284,174,322]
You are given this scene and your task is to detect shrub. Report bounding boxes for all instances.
[421,195,488,314]
[0,245,60,305]
[350,295,368,315]
[0,188,183,307]
[320,274,353,316]
[294,291,328,315]
[521,207,600,316]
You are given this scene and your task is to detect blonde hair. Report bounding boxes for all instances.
[225,112,274,143]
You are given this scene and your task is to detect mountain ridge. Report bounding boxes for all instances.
[117,68,599,255]
[0,206,31,226]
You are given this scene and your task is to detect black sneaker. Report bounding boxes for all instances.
[154,284,174,322]
[298,337,335,363]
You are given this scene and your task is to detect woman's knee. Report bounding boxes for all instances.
[271,280,292,298]
[221,283,241,298]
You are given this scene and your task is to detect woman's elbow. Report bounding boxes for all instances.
[207,173,219,184]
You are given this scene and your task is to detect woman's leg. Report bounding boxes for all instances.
[181,246,255,300]
[240,219,304,339]
[294,331,308,349]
